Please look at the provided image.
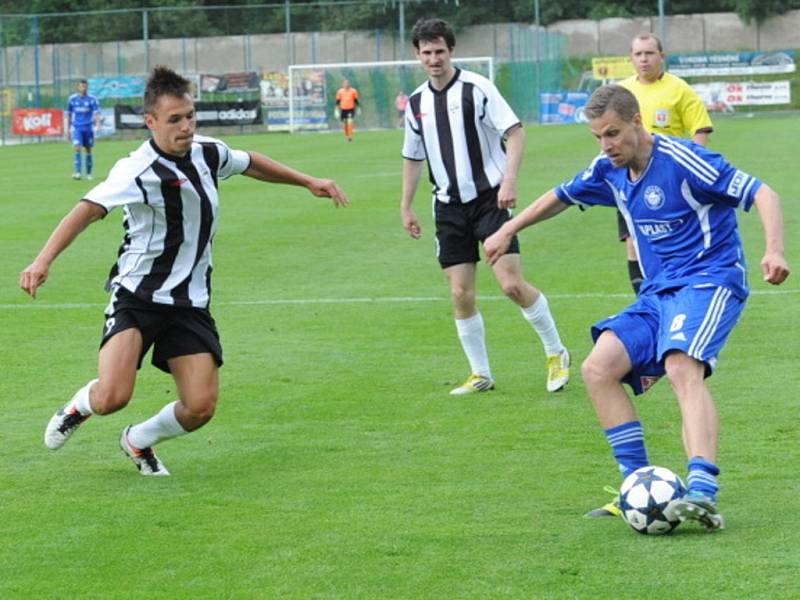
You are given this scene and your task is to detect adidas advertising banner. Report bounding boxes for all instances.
[115,101,262,129]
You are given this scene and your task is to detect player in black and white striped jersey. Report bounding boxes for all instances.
[20,66,348,476]
[400,18,570,396]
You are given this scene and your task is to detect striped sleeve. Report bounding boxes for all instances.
[401,94,426,161]
[555,154,616,209]
[658,136,761,211]
[216,141,251,179]
[479,79,519,135]
[83,157,149,213]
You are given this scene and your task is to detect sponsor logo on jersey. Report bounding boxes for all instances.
[636,218,684,240]
[643,185,666,209]
[726,169,748,197]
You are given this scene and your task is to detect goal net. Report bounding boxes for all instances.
[286,57,494,133]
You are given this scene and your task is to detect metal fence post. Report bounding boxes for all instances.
[143,8,149,73]
[0,16,5,145]
[33,15,41,107]
[285,0,293,65]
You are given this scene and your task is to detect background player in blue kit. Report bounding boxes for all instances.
[66,79,102,180]
[484,84,790,531]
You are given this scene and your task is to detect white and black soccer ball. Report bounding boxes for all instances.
[619,466,687,535]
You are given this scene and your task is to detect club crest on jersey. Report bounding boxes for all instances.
[643,185,666,210]
[449,103,460,114]
[639,375,662,392]
[654,108,670,127]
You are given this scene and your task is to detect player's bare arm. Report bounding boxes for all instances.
[401,158,424,239]
[692,131,710,147]
[497,125,524,210]
[244,152,349,207]
[20,200,105,298]
[484,189,569,265]
[752,184,791,285]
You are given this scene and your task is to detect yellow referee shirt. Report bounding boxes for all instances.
[620,72,713,138]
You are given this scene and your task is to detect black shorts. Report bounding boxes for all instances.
[100,287,223,374]
[340,108,355,121]
[434,186,519,268]
[617,209,631,241]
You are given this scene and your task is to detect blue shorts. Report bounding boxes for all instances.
[71,126,95,149]
[591,285,746,395]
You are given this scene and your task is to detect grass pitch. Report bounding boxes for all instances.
[1,115,798,599]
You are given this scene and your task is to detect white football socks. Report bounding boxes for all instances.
[71,379,98,416]
[455,312,492,378]
[127,401,187,449]
[520,293,565,356]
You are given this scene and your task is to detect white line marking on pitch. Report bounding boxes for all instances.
[2,288,797,311]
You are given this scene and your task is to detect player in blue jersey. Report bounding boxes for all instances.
[484,84,790,531]
[66,79,102,180]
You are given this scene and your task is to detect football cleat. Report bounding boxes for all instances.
[72,172,81,180]
[119,426,170,476]
[584,485,623,518]
[673,491,724,531]
[546,348,571,392]
[44,405,91,450]
[449,373,495,396]
[85,173,94,180]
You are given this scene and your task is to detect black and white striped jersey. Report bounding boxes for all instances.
[84,134,251,309]
[402,68,521,204]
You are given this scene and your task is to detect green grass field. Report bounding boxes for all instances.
[1,116,798,599]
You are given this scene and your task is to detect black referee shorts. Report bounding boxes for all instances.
[100,287,223,374]
[434,186,520,269]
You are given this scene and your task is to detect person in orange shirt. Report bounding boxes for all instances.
[395,90,409,127]
[335,79,360,141]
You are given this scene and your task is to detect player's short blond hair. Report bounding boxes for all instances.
[585,85,641,122]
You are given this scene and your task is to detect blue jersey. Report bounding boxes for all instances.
[67,93,100,129]
[555,134,762,299]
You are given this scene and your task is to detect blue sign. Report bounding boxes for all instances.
[539,92,590,125]
[668,50,796,77]
[88,76,146,99]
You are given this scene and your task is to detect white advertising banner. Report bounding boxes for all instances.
[692,81,791,111]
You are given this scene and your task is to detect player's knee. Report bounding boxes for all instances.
[499,280,524,303]
[581,354,614,387]
[183,391,218,425]
[450,285,475,308]
[91,382,132,415]
[664,352,704,389]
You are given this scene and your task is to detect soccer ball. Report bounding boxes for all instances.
[619,466,687,535]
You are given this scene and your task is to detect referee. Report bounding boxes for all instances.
[21,66,348,476]
[400,18,570,395]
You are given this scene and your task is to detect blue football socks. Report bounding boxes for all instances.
[74,151,82,174]
[86,153,93,176]
[605,420,649,478]
[687,456,720,501]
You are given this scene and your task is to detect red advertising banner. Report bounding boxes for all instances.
[12,108,64,136]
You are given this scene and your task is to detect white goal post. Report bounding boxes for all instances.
[287,56,494,133]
